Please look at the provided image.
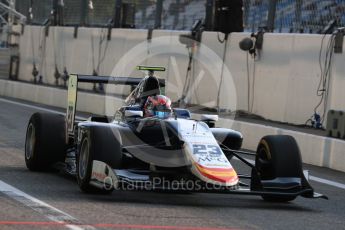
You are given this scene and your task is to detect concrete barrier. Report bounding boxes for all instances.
[1,79,344,172]
[17,26,345,126]
[0,79,123,115]
[220,119,345,172]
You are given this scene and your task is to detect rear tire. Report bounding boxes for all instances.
[25,113,66,171]
[255,135,303,202]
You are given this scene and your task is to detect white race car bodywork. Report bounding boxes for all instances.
[176,119,239,187]
[90,118,239,189]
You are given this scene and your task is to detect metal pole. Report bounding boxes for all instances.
[267,0,277,31]
[154,0,163,29]
[27,0,33,24]
[243,0,250,30]
[9,0,15,25]
[52,0,58,26]
[295,0,302,32]
[173,0,180,29]
[58,0,65,26]
[205,0,214,31]
[80,0,87,26]
[113,0,122,28]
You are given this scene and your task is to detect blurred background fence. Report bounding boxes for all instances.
[11,0,345,33]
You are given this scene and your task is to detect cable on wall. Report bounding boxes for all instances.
[90,28,109,92]
[52,27,61,86]
[239,31,262,114]
[216,33,229,113]
[246,51,256,113]
[307,32,336,128]
[37,27,46,84]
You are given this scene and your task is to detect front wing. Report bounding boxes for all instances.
[89,160,327,199]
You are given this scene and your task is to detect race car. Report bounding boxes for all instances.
[24,66,327,202]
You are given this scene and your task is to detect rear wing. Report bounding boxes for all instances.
[66,74,165,137]
[77,75,165,85]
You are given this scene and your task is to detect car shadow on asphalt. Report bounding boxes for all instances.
[84,190,317,212]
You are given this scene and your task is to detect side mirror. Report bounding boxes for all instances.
[200,114,219,122]
[125,110,143,118]
[201,114,218,128]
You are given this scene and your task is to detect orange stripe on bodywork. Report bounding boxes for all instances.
[196,164,236,173]
[195,164,238,184]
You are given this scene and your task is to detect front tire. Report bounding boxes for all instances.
[255,135,303,202]
[76,128,121,194]
[76,134,98,193]
[25,113,66,171]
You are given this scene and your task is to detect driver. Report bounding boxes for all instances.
[144,95,172,118]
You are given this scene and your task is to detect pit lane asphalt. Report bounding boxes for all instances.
[0,96,344,230]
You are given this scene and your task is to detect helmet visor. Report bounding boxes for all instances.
[154,111,171,119]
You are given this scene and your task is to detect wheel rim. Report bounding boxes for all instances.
[78,138,89,180]
[25,123,35,160]
[256,144,274,179]
[257,146,271,170]
[257,147,270,165]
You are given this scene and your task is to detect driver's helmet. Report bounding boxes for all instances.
[144,95,172,118]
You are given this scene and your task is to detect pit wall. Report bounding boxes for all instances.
[12,26,345,126]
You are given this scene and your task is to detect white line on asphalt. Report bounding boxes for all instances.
[0,180,94,230]
[309,176,345,190]
[1,96,345,191]
[0,98,86,120]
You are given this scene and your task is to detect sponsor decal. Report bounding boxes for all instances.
[66,75,78,134]
[191,143,230,166]
[91,171,107,181]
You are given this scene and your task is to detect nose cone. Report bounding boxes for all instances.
[194,163,239,186]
